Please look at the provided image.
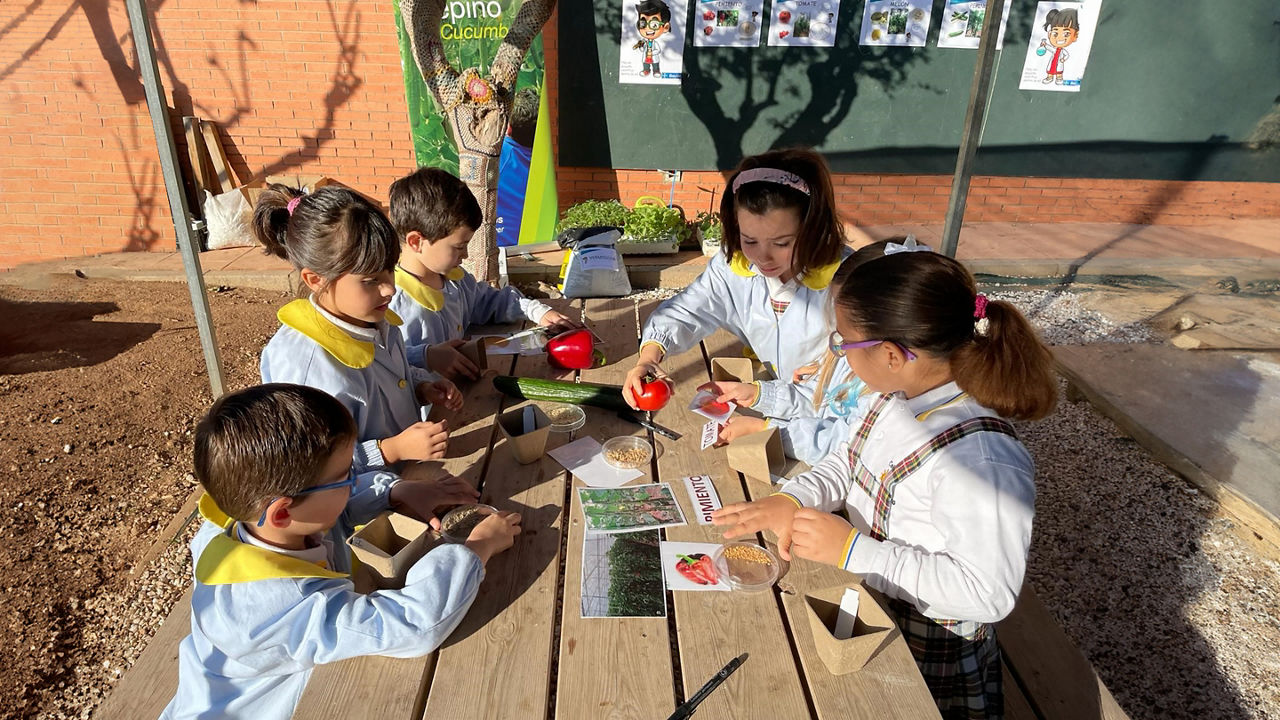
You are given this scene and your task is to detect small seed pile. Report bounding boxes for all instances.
[442,506,488,540]
[547,407,579,424]
[604,446,649,469]
[723,544,775,585]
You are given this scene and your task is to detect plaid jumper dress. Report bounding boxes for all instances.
[847,394,1018,720]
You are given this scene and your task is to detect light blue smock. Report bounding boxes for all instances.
[753,353,865,465]
[160,473,484,720]
[259,298,436,471]
[640,250,849,383]
[391,266,551,371]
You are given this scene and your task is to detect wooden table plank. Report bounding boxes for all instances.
[555,298,676,720]
[423,301,579,719]
[93,589,192,720]
[708,330,941,720]
[294,339,522,720]
[641,307,813,718]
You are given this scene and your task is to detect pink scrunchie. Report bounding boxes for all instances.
[974,293,989,319]
[286,196,303,216]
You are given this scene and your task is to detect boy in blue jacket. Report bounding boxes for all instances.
[161,383,521,720]
[388,167,575,381]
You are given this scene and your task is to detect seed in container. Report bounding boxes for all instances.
[601,436,653,470]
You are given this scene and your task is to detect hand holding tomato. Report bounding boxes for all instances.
[627,376,672,411]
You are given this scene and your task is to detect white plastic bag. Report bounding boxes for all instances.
[202,189,254,250]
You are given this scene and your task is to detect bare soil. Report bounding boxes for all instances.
[0,278,284,720]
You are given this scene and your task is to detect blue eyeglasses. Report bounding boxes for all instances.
[828,331,917,362]
[257,467,358,527]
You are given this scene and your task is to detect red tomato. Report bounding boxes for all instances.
[778,10,791,23]
[630,377,673,411]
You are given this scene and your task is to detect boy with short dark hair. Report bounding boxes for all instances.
[388,167,574,381]
[161,383,521,720]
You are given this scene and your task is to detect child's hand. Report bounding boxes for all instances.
[791,363,820,384]
[538,310,580,333]
[697,380,759,407]
[788,508,855,567]
[715,416,767,445]
[464,511,523,565]
[712,494,801,559]
[420,379,464,412]
[384,419,450,463]
[426,339,481,381]
[389,474,480,527]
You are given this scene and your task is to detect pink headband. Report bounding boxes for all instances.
[286,196,303,216]
[731,168,811,196]
[974,294,989,319]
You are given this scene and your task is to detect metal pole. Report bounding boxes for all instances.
[939,0,1006,258]
[125,0,226,398]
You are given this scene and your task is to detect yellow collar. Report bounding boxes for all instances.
[394,266,445,311]
[727,252,843,291]
[194,494,346,585]
[277,299,402,369]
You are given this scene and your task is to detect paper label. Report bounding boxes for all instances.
[689,389,736,424]
[578,248,619,272]
[834,587,860,639]
[683,475,723,524]
[700,420,719,450]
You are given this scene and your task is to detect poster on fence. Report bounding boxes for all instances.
[1018,1,1102,92]
[859,0,932,48]
[936,0,1012,49]
[619,0,688,84]
[391,0,556,246]
[766,0,841,47]
[693,0,766,47]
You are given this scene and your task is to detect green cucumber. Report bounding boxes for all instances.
[492,376,631,412]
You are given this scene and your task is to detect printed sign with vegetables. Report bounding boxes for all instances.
[767,0,840,47]
[660,541,731,591]
[859,0,930,47]
[693,0,764,47]
[937,0,1011,49]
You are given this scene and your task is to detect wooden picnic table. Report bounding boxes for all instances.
[94,297,940,720]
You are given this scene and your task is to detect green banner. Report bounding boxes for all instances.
[392,1,555,246]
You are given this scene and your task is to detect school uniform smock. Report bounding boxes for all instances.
[391,265,552,371]
[778,381,1033,622]
[751,353,862,465]
[260,298,436,471]
[640,250,848,383]
[160,475,484,720]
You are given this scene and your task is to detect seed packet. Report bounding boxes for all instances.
[689,388,735,424]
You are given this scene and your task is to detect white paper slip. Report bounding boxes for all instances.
[548,436,643,488]
[659,541,730,592]
[689,389,736,424]
[700,420,719,450]
[683,475,722,524]
[834,588,860,639]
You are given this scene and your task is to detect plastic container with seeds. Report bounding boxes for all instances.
[602,435,652,470]
[439,503,498,543]
[712,542,781,592]
[545,403,586,435]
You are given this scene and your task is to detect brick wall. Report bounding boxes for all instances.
[1,1,1276,270]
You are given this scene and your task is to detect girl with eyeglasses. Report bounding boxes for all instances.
[714,248,1057,719]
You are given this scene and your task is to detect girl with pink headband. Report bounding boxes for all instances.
[624,147,849,406]
[715,249,1057,718]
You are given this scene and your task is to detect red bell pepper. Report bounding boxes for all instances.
[676,553,718,585]
[546,329,604,370]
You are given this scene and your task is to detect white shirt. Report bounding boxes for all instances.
[779,382,1035,624]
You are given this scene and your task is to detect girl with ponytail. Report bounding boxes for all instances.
[255,185,475,499]
[713,248,1055,719]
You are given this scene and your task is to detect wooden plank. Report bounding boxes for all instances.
[199,119,234,194]
[646,321,813,718]
[423,301,579,719]
[708,330,941,720]
[1003,662,1040,720]
[93,589,191,720]
[294,343,521,720]
[182,116,210,197]
[555,297,676,720]
[998,585,1129,720]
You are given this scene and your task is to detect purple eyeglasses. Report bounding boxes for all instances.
[828,331,917,362]
[257,467,358,527]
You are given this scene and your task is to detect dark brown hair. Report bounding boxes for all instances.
[720,147,846,278]
[1044,8,1080,32]
[194,383,357,521]
[835,252,1057,420]
[812,240,890,405]
[388,167,483,242]
[252,185,399,286]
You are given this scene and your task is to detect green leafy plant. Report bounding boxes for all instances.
[695,211,723,241]
[555,199,632,233]
[625,204,692,244]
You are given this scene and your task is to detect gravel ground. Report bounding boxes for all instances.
[18,283,1280,720]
